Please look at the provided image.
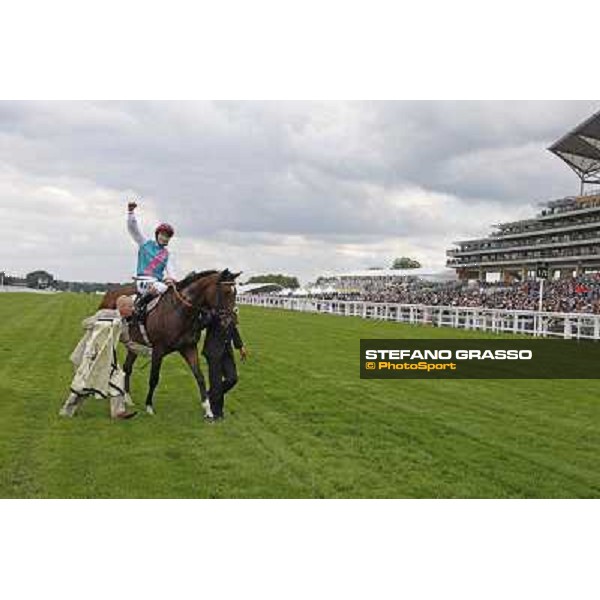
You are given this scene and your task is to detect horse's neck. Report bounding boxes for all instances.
[146,290,195,341]
[185,278,217,311]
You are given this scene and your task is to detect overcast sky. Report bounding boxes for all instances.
[1,100,598,284]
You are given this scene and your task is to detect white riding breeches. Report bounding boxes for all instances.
[135,276,168,296]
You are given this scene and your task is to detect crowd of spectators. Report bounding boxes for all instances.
[310,273,600,314]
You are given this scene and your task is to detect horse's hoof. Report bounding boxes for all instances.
[201,400,214,419]
[146,405,155,416]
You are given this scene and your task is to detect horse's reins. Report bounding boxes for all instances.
[169,281,194,308]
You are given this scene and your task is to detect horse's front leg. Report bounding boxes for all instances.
[123,350,138,405]
[179,345,212,418]
[145,350,164,415]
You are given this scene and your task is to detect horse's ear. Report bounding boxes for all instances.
[219,269,241,282]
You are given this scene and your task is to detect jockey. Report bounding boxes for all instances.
[127,201,177,317]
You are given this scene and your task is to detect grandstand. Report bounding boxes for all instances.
[447,109,600,283]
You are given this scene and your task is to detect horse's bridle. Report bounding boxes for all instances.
[215,280,237,327]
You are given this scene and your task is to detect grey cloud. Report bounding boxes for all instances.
[1,101,598,283]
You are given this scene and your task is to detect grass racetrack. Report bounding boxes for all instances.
[1,292,600,498]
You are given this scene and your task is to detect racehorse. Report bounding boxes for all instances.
[99,269,240,417]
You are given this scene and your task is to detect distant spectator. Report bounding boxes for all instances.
[306,273,600,314]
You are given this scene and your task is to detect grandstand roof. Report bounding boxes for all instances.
[238,282,283,294]
[549,109,600,186]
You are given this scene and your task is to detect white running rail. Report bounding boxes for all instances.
[238,294,600,340]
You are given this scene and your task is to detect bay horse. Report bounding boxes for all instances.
[99,269,240,417]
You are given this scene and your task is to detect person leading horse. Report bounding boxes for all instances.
[201,306,248,420]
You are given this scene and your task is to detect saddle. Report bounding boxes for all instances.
[116,293,161,321]
[133,293,162,321]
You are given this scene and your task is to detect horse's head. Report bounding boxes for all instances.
[179,269,241,316]
[215,268,241,315]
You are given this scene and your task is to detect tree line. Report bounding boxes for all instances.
[0,270,127,293]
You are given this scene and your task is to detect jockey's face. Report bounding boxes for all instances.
[156,232,172,246]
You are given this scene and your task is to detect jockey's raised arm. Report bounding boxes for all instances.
[127,205,146,247]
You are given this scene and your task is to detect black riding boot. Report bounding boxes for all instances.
[134,293,154,324]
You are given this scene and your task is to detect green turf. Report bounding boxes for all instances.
[1,292,599,498]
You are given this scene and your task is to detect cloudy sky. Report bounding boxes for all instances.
[0,100,598,284]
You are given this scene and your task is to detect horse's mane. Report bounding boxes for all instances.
[176,268,239,291]
[176,270,219,290]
